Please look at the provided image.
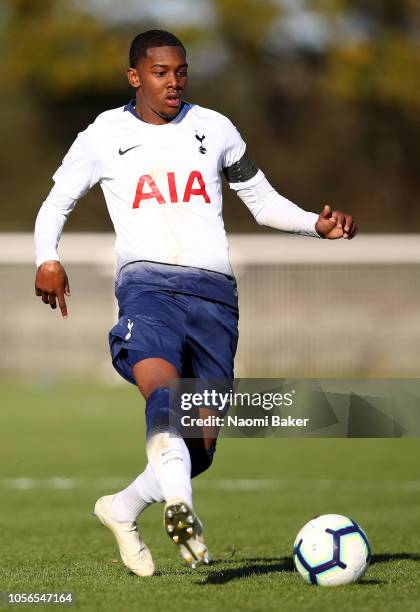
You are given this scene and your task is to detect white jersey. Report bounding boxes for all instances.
[52,101,262,276]
[35,100,320,276]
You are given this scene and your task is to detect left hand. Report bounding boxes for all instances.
[315,204,357,240]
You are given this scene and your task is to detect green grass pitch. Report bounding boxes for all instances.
[1,381,420,611]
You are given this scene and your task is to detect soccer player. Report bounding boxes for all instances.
[34,30,356,576]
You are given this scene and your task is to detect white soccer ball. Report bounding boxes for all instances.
[293,514,371,586]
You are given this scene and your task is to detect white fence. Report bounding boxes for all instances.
[1,233,419,380]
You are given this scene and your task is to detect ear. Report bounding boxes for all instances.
[127,67,141,89]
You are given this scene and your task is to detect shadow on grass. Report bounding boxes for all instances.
[197,552,420,585]
[199,556,294,584]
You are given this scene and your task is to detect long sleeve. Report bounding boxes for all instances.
[219,118,320,237]
[234,175,321,237]
[34,121,102,267]
[34,184,78,267]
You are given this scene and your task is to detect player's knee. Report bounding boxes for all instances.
[189,443,216,478]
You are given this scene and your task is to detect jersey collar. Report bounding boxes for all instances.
[123,99,189,125]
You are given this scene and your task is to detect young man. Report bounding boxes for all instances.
[34,30,356,576]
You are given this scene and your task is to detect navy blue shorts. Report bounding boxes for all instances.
[109,262,239,384]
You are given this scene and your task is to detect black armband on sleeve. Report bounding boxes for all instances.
[222,150,259,183]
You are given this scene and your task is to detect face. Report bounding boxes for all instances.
[127,45,188,125]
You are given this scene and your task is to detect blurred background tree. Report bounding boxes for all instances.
[1,0,419,232]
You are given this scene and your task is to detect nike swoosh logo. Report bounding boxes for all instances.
[119,144,142,155]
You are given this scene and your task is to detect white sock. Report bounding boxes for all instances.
[146,432,193,507]
[111,463,164,523]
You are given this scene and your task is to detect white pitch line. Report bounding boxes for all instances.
[1,477,420,492]
[0,477,126,490]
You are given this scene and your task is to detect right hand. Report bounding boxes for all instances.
[35,261,70,318]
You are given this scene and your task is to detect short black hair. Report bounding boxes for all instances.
[129,30,186,68]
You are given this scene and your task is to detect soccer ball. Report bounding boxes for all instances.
[293,514,371,586]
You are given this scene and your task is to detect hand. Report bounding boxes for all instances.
[35,261,70,318]
[315,204,357,240]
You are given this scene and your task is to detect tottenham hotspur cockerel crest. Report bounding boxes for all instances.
[195,132,207,154]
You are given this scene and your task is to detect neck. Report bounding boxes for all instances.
[134,93,178,125]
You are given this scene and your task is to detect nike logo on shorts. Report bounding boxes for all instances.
[119,144,142,155]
